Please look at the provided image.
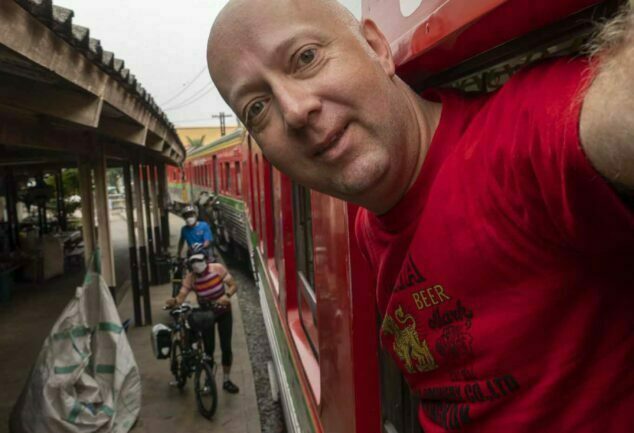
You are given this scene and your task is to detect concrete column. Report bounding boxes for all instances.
[133,163,152,325]
[36,172,47,237]
[142,165,157,285]
[149,164,162,255]
[157,164,170,250]
[123,163,142,327]
[93,147,116,293]
[78,158,96,265]
[55,169,67,231]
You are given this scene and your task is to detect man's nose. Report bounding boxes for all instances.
[274,81,321,129]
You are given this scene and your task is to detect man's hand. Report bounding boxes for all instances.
[216,294,231,306]
[165,297,178,308]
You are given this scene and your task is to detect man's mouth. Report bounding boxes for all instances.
[314,124,349,158]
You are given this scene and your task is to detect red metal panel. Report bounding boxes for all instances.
[363,0,601,83]
[310,191,357,433]
[347,204,381,433]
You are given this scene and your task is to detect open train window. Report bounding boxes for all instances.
[235,161,242,196]
[292,183,318,357]
[225,162,231,192]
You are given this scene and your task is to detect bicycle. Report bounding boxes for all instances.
[166,303,218,419]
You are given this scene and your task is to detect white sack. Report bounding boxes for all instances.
[10,271,142,433]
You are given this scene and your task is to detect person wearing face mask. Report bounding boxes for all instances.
[177,205,214,258]
[166,251,240,394]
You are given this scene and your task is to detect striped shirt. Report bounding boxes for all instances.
[182,263,230,303]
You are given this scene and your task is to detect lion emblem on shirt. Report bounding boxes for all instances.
[382,306,438,374]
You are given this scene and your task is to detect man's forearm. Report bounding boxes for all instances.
[175,288,188,304]
[581,4,634,188]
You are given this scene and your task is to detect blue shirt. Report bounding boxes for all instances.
[180,221,213,247]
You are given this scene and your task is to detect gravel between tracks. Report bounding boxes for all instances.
[223,254,286,433]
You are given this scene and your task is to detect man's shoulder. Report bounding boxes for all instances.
[208,262,227,275]
[495,57,590,101]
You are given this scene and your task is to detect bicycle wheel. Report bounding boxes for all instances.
[170,339,187,389]
[194,361,218,419]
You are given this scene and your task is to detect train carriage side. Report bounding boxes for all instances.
[184,129,250,256]
[239,132,380,433]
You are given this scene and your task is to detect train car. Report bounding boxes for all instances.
[168,129,250,256]
[168,1,624,432]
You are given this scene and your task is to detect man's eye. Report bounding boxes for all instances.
[246,100,265,121]
[297,48,316,67]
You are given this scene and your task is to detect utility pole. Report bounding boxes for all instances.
[212,111,233,136]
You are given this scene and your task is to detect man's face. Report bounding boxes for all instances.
[208,0,410,203]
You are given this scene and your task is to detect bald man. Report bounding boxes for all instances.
[208,2,634,432]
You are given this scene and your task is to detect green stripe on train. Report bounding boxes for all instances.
[253,245,317,433]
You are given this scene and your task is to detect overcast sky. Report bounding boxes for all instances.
[57,0,362,128]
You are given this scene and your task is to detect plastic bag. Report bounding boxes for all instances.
[10,269,142,433]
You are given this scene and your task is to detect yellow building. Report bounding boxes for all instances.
[177,126,239,149]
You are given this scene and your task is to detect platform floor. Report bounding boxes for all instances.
[1,212,262,433]
[120,281,261,433]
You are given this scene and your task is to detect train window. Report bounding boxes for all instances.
[235,162,242,196]
[271,168,283,276]
[254,154,262,240]
[225,162,231,192]
[213,156,219,193]
[292,183,318,357]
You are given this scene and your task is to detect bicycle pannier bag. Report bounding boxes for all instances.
[151,324,172,359]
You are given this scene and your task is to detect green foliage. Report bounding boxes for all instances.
[62,169,80,196]
[187,135,206,148]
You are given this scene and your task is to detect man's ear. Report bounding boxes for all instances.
[361,19,395,77]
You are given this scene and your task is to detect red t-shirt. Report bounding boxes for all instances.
[356,58,634,432]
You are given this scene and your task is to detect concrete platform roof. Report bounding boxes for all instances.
[0,0,186,165]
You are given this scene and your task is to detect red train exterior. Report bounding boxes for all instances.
[166,1,617,431]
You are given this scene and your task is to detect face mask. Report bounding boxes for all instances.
[192,262,207,274]
[199,195,209,205]
[186,217,196,226]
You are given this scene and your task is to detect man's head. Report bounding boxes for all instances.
[199,191,210,205]
[208,0,426,212]
[187,252,208,275]
[181,205,198,226]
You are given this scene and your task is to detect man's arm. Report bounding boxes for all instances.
[166,273,192,306]
[202,222,213,248]
[580,2,634,190]
[223,273,237,297]
[213,264,236,306]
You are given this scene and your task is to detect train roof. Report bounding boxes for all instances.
[186,127,245,160]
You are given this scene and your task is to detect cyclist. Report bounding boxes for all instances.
[177,205,214,258]
[166,250,240,394]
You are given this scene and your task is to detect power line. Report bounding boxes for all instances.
[164,84,215,111]
[159,66,207,105]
